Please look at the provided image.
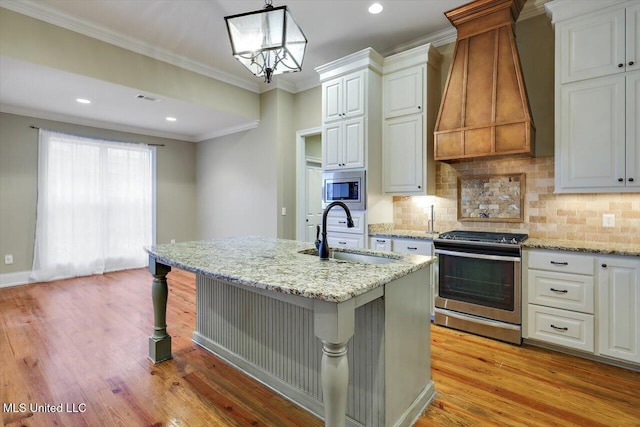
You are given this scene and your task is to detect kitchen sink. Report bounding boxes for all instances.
[299,249,399,264]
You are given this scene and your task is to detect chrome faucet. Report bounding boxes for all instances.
[315,201,354,259]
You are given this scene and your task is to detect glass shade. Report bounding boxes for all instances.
[225,5,307,83]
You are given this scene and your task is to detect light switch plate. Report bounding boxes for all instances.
[602,214,615,228]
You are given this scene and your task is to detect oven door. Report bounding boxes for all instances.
[435,249,521,324]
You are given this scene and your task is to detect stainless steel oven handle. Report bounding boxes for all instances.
[434,249,521,263]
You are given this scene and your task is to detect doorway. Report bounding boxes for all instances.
[295,127,322,242]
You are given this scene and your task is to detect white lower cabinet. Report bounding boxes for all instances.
[369,236,435,317]
[369,237,392,252]
[527,304,595,352]
[525,248,640,367]
[524,249,595,353]
[326,210,366,249]
[597,256,640,364]
[327,233,365,249]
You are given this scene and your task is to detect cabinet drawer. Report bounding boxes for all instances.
[527,250,594,275]
[391,238,433,256]
[369,237,392,252]
[528,304,594,352]
[528,270,594,313]
[326,210,365,234]
[327,233,364,249]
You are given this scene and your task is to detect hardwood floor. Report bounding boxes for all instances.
[1,268,638,426]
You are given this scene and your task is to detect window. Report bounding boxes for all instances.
[31,130,153,282]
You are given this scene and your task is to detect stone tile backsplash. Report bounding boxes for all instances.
[393,155,640,244]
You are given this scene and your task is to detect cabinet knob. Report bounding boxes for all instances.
[629,61,635,66]
[417,106,421,110]
[418,185,421,189]
[618,178,624,182]
[629,178,635,182]
[618,63,624,68]
[602,263,607,268]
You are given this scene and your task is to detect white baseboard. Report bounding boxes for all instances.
[0,271,31,288]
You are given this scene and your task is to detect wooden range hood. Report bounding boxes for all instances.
[434,0,535,161]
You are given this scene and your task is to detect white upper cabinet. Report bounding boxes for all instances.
[559,8,626,83]
[383,66,423,118]
[383,115,423,193]
[627,3,640,73]
[381,44,440,196]
[558,3,639,84]
[322,70,365,123]
[627,71,640,188]
[558,74,627,190]
[550,0,640,193]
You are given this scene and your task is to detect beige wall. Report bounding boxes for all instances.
[0,8,259,122]
[294,86,322,132]
[196,91,279,239]
[305,135,322,159]
[0,112,197,275]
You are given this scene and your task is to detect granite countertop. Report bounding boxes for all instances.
[145,236,434,303]
[369,230,439,240]
[368,223,438,240]
[522,238,640,257]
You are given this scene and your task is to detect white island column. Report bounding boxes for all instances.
[313,298,356,427]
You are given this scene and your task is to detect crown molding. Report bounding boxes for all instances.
[196,120,260,142]
[0,0,261,93]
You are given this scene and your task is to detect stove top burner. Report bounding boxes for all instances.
[436,230,528,245]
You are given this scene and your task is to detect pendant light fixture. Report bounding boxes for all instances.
[224,0,307,83]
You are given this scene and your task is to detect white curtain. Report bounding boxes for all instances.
[31,130,152,282]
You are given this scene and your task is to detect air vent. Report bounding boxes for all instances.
[136,94,162,102]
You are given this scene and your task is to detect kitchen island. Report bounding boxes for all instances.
[145,236,435,427]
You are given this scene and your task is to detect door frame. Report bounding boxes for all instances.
[296,126,322,241]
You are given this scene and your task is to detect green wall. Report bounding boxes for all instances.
[0,113,197,275]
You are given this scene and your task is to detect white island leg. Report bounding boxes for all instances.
[314,299,355,427]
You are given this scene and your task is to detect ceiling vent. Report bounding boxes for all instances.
[434,0,535,161]
[136,94,162,102]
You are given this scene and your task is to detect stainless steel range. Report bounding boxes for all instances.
[433,230,528,344]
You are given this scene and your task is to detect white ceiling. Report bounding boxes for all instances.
[0,0,549,142]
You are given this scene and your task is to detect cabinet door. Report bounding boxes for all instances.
[383,115,423,193]
[383,66,423,118]
[598,257,640,363]
[559,8,626,83]
[369,237,391,252]
[391,238,432,256]
[342,117,365,169]
[558,75,626,191]
[627,71,640,187]
[323,79,343,123]
[627,4,640,73]
[343,71,365,118]
[322,123,342,170]
[327,233,364,249]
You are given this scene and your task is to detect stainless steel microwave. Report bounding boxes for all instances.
[322,170,365,210]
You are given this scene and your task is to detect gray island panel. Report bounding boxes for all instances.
[143,236,436,427]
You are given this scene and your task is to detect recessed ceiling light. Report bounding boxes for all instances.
[76,98,91,104]
[165,117,177,122]
[368,3,383,14]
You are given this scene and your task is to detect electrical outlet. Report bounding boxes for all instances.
[281,207,287,216]
[4,254,14,265]
[602,214,615,228]
[170,239,176,244]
